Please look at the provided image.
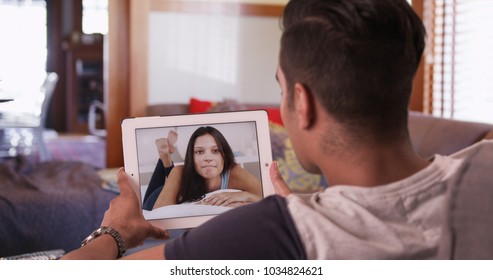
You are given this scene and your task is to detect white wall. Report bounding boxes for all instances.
[148,2,286,105]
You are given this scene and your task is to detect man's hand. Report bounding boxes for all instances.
[61,169,169,259]
[269,161,293,197]
[102,168,169,249]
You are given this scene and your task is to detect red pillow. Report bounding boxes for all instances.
[265,108,283,126]
[189,97,283,126]
[247,105,283,126]
[189,97,214,114]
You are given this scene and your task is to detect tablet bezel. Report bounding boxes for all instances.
[121,110,274,229]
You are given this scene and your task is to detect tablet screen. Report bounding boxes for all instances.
[122,111,273,229]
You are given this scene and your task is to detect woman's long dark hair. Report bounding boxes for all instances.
[176,126,236,203]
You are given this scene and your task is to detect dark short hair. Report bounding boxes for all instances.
[280,0,425,141]
[177,126,236,203]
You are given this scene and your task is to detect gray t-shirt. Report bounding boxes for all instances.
[286,148,465,259]
[165,141,490,259]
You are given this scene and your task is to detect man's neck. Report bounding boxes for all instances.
[319,143,430,187]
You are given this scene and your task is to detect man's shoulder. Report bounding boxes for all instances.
[450,140,493,179]
[437,141,493,259]
[450,139,493,160]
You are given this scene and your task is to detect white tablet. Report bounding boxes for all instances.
[122,110,274,229]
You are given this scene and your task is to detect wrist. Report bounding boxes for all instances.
[81,226,127,258]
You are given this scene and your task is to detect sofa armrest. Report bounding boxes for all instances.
[408,111,493,158]
[483,130,493,140]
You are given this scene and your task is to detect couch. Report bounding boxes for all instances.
[0,158,117,258]
[408,111,493,158]
[1,98,491,259]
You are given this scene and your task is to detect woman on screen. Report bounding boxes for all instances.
[145,126,262,210]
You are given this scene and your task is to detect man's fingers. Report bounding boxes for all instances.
[147,224,170,240]
[269,161,292,197]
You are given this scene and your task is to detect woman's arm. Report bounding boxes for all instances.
[203,191,261,207]
[229,164,263,196]
[203,165,262,207]
[152,166,184,209]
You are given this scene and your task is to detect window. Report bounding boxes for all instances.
[423,0,493,124]
[82,0,108,35]
[0,0,46,87]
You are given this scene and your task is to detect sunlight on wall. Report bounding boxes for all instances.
[148,12,282,104]
[155,13,238,85]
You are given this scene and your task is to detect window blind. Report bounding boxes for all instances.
[423,0,493,124]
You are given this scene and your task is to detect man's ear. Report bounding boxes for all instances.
[293,82,316,129]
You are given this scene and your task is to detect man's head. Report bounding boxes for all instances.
[279,0,425,143]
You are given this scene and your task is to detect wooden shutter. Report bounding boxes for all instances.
[423,0,493,123]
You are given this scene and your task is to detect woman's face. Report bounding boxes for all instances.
[193,134,225,179]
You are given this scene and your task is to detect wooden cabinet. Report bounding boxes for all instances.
[63,41,103,133]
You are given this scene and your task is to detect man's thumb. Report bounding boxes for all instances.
[269,161,292,197]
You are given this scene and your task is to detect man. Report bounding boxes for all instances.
[61,0,488,259]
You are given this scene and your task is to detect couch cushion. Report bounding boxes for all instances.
[270,122,328,193]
